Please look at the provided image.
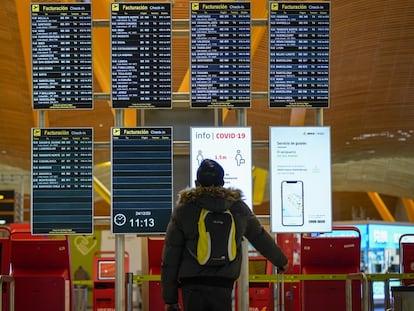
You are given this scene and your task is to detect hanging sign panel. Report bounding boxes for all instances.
[111,127,173,234]
[111,3,172,109]
[268,2,330,108]
[190,2,251,108]
[31,128,94,235]
[190,127,252,208]
[31,3,93,109]
[270,126,332,233]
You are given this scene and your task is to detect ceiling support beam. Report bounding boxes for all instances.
[91,1,112,105]
[368,192,395,222]
[402,197,414,222]
[14,0,49,127]
[93,176,110,205]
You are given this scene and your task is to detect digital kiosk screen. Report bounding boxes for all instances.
[269,2,330,108]
[31,128,94,235]
[111,3,172,109]
[31,3,93,109]
[111,127,173,234]
[190,2,251,108]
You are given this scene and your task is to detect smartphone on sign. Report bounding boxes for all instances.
[281,180,304,226]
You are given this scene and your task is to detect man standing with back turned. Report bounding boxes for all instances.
[161,159,288,311]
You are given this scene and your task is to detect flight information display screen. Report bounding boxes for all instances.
[269,2,330,108]
[111,127,173,234]
[111,3,172,109]
[31,3,93,109]
[31,128,94,235]
[190,2,251,108]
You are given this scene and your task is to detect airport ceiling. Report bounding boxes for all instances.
[0,0,413,221]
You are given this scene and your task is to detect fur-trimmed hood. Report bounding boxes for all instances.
[177,186,244,213]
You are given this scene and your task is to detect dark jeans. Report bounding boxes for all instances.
[181,284,233,311]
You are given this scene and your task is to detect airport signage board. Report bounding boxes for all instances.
[111,3,172,108]
[270,126,332,232]
[31,3,93,109]
[31,128,94,234]
[269,2,330,108]
[190,2,251,108]
[190,127,252,208]
[111,127,173,234]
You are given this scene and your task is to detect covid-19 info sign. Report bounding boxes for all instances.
[190,127,252,209]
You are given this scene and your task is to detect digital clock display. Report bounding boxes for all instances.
[129,217,155,228]
[111,127,173,234]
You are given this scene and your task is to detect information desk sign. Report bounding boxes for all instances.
[190,2,251,108]
[111,127,173,234]
[111,3,172,109]
[31,128,94,235]
[268,2,330,108]
[31,3,93,110]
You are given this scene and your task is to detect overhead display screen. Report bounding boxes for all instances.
[190,2,251,108]
[31,128,94,235]
[31,3,93,110]
[190,127,252,208]
[270,126,332,233]
[111,127,173,234]
[111,3,172,109]
[268,2,330,108]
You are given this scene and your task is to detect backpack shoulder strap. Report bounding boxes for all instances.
[225,209,237,261]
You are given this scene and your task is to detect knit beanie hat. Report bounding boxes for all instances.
[196,159,225,187]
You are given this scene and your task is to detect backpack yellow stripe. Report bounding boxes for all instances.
[197,208,211,265]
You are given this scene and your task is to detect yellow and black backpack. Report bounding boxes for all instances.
[196,208,237,266]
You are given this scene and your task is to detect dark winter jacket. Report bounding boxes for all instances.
[161,186,288,304]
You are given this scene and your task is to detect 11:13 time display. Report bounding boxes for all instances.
[129,217,155,228]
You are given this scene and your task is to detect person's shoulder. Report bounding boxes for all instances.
[227,190,250,214]
[176,187,198,205]
[224,187,244,202]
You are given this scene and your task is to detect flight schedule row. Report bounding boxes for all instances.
[190,2,251,108]
[31,126,176,235]
[30,2,330,110]
[111,3,172,109]
[31,128,94,234]
[269,2,330,108]
[31,3,93,110]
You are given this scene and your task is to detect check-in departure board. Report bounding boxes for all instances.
[111,127,173,234]
[269,2,330,108]
[111,3,172,109]
[31,3,93,110]
[190,2,251,108]
[31,128,94,235]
